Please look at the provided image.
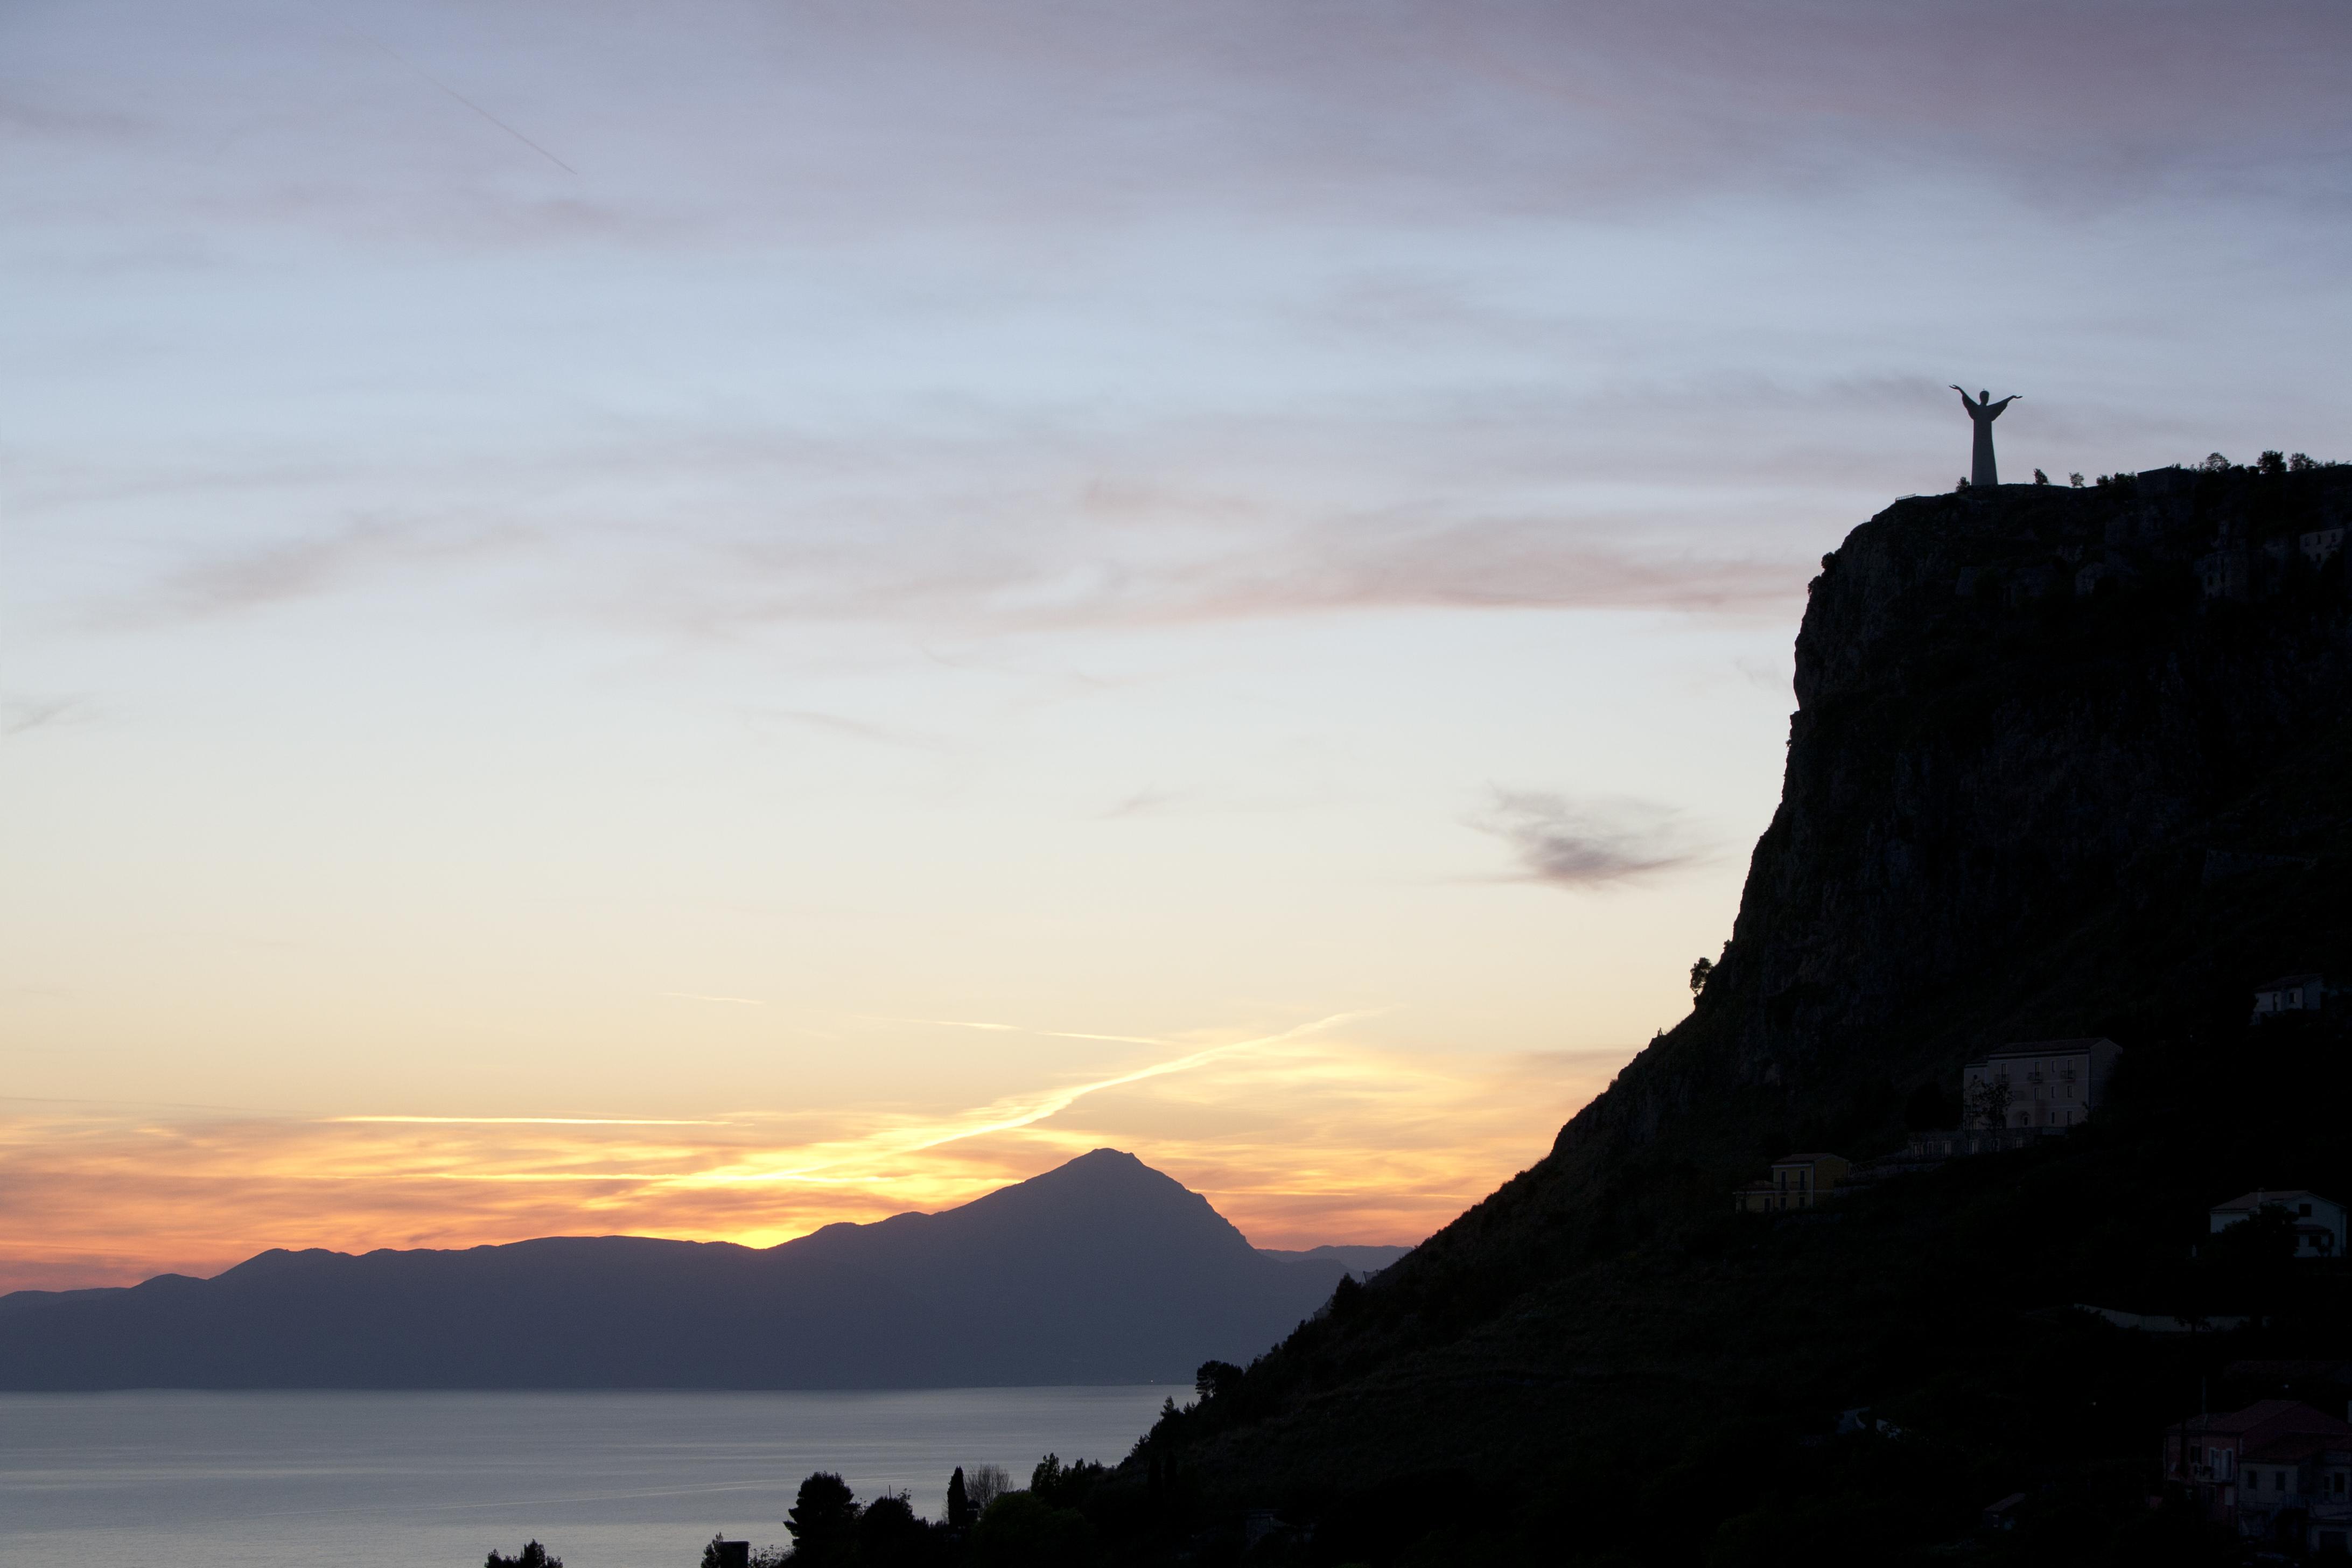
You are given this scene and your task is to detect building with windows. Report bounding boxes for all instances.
[1731,1152,1850,1213]
[2211,1191,2348,1261]
[2165,1399,2352,1548]
[2253,974,2328,1023]
[1961,1039,2122,1132]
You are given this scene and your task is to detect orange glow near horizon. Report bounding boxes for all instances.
[0,1032,1630,1294]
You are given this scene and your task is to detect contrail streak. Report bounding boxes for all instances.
[364,37,578,175]
[328,1116,729,1126]
[691,1010,1380,1186]
[871,1016,1170,1046]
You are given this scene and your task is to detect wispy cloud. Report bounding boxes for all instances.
[92,514,535,628]
[877,1018,1172,1046]
[327,1115,733,1126]
[1472,789,1702,887]
[2,697,84,738]
[748,708,954,752]
[708,1012,1373,1185]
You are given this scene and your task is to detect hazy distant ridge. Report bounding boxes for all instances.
[1255,1244,1411,1277]
[0,1150,1357,1391]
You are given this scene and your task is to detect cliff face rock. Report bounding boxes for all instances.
[1160,466,2352,1510]
[1577,463,2352,1157]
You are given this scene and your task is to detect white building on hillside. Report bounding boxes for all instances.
[1962,1038,2122,1132]
[2211,1192,2348,1261]
[2253,974,2327,1022]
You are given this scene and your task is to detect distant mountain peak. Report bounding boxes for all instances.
[0,1147,1356,1389]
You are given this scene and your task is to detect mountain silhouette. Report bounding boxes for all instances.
[0,1149,1357,1389]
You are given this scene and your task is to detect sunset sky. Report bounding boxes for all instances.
[6,1,2351,1293]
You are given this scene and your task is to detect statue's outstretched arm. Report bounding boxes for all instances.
[1950,384,1976,407]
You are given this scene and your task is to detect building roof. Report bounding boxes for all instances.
[2213,1190,2337,1214]
[1968,1038,2119,1065]
[2244,1432,2351,1465]
[2228,1359,2352,1386]
[2189,1399,2352,1440]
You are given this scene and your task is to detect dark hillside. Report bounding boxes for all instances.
[1090,464,2352,1564]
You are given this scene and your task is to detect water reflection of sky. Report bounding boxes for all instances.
[0,1387,1171,1566]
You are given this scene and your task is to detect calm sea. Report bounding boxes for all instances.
[0,1387,1173,1568]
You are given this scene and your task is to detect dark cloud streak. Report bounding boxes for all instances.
[1473,789,1701,888]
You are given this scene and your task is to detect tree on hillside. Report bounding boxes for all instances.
[945,1467,974,1531]
[1031,1453,1107,1510]
[485,1543,561,1568]
[1194,1360,1244,1403]
[968,1492,1094,1568]
[964,1465,1013,1513]
[2206,1203,2299,1271]
[1964,1076,2013,1130]
[854,1492,928,1567]
[1689,956,1713,997]
[783,1472,859,1563]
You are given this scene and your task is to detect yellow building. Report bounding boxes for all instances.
[1732,1152,1851,1213]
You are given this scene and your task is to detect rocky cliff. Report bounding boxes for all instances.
[1600,460,2352,1159]
[1121,463,2352,1564]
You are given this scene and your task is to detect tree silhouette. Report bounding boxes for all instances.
[1689,956,1713,997]
[1965,1076,2013,1130]
[2208,1203,2299,1270]
[783,1472,859,1562]
[485,1543,561,1568]
[946,1466,974,1531]
[964,1465,1013,1513]
[968,1492,1095,1568]
[1031,1453,1107,1510]
[1194,1360,1243,1403]
[854,1492,927,1566]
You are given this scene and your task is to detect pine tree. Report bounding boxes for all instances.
[784,1472,859,1562]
